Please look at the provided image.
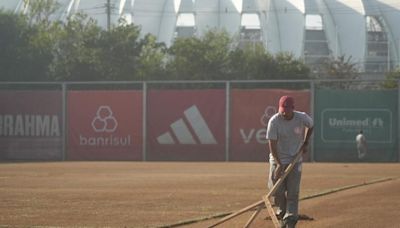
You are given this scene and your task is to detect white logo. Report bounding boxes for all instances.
[260,106,277,127]
[91,106,118,132]
[240,106,275,144]
[321,108,392,143]
[79,106,131,147]
[372,118,384,127]
[0,114,60,137]
[328,117,384,129]
[157,105,217,144]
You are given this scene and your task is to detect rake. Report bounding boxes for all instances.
[208,150,303,228]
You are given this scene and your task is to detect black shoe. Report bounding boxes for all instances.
[279,219,286,228]
[283,217,298,228]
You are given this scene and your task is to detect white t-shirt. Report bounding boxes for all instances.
[356,133,366,148]
[266,111,313,164]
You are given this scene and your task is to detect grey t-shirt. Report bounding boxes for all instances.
[266,111,313,164]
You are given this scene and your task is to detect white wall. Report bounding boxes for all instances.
[324,0,366,69]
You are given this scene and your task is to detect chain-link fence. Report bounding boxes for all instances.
[0,79,398,162]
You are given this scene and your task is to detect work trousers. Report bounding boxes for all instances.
[268,161,302,222]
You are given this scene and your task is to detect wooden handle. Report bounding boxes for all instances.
[267,151,303,198]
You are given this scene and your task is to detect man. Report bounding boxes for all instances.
[356,130,367,159]
[266,95,314,228]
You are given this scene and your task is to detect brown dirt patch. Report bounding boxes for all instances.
[0,162,399,227]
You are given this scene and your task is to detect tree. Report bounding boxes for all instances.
[49,13,103,81]
[137,34,168,80]
[24,0,60,27]
[22,0,63,81]
[0,5,62,82]
[228,47,310,81]
[0,5,314,83]
[0,11,30,81]
[382,68,400,89]
[318,55,359,80]
[96,23,143,81]
[274,52,310,80]
[314,55,360,89]
[228,43,277,80]
[166,29,232,80]
[0,0,64,82]
[50,15,149,81]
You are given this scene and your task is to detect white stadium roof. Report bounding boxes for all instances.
[1,0,400,72]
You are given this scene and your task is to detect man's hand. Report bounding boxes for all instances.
[301,141,309,154]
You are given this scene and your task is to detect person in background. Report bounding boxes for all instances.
[356,130,367,159]
[266,95,314,228]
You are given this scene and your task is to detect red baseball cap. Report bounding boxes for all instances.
[278,96,294,113]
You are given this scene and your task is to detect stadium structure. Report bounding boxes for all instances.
[1,0,400,73]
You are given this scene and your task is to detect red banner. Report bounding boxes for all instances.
[230,89,311,161]
[68,91,142,160]
[0,91,62,160]
[147,89,225,161]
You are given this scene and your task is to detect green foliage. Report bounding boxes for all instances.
[51,16,164,81]
[0,11,30,81]
[228,43,276,80]
[166,29,310,81]
[313,55,361,89]
[0,8,60,81]
[137,34,168,80]
[382,68,400,89]
[166,29,232,80]
[49,13,103,81]
[275,52,310,79]
[0,5,311,82]
[229,47,310,80]
[318,55,359,79]
[24,0,60,26]
[96,23,142,80]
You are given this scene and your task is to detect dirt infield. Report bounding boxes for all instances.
[0,162,399,228]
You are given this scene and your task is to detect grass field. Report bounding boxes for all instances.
[0,162,399,227]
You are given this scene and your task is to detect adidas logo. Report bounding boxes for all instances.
[157,105,217,145]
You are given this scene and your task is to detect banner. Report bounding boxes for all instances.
[0,91,62,160]
[147,89,225,161]
[314,89,398,162]
[68,91,142,160]
[230,89,311,161]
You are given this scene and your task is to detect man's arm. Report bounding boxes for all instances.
[301,127,314,153]
[268,139,281,165]
[269,139,283,179]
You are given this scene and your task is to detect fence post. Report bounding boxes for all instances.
[61,82,67,161]
[142,81,147,162]
[310,80,315,162]
[225,81,230,162]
